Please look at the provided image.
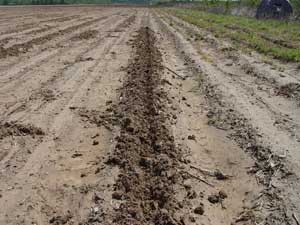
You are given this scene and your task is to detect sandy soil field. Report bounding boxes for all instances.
[0,6,299,225]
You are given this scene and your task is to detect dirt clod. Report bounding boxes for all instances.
[92,140,99,145]
[71,153,82,158]
[112,191,123,200]
[49,213,72,225]
[208,194,220,204]
[194,204,204,215]
[219,190,228,199]
[187,135,196,140]
[276,83,300,103]
[0,122,44,140]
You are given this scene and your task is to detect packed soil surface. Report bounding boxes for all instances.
[0,5,300,225]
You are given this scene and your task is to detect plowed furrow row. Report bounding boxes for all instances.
[106,26,181,225]
[0,15,78,35]
[0,16,109,59]
[0,14,128,119]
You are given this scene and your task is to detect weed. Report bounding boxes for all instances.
[165,8,300,62]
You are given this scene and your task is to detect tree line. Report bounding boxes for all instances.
[1,0,65,4]
[31,0,65,4]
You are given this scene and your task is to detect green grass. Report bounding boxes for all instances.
[165,8,300,62]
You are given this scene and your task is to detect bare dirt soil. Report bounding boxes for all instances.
[0,6,299,225]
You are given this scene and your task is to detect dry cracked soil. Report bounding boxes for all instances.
[0,5,300,225]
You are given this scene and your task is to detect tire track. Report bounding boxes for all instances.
[0,12,121,84]
[0,13,139,179]
[0,9,141,225]
[0,15,92,46]
[159,13,300,139]
[19,14,138,118]
[0,16,110,59]
[153,10,299,224]
[0,14,128,120]
[160,12,300,84]
[0,15,81,36]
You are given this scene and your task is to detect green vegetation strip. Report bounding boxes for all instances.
[165,8,300,62]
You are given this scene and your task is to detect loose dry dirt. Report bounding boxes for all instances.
[0,6,299,225]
